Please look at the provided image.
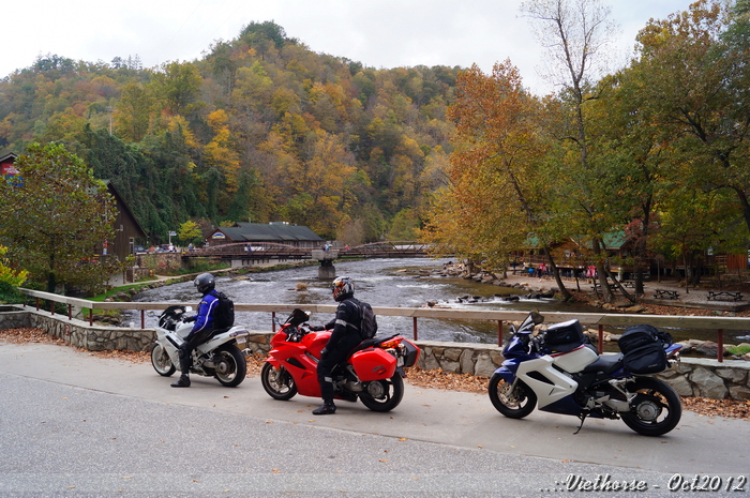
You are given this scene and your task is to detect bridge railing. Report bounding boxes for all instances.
[13,287,744,362]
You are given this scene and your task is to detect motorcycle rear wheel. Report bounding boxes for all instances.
[620,377,681,437]
[260,362,298,400]
[213,345,247,387]
[359,374,404,412]
[488,374,537,419]
[150,343,176,377]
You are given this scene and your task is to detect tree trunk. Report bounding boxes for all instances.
[545,248,571,301]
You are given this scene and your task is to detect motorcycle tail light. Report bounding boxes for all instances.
[380,338,401,349]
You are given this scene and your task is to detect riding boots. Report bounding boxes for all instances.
[171,375,191,388]
[312,401,336,415]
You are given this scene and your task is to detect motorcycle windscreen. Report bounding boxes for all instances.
[351,348,397,381]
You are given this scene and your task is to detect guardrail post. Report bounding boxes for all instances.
[68,304,72,320]
[89,309,93,326]
[497,320,503,347]
[35,298,39,311]
[598,324,604,354]
[272,312,276,332]
[718,329,724,363]
[50,300,54,316]
[413,317,418,341]
[141,310,145,329]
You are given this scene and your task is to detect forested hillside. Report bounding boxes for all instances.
[0,22,457,244]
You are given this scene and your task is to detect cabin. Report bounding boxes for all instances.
[99,181,147,258]
[0,152,19,175]
[207,222,324,248]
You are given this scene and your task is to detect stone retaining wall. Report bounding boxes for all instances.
[2,307,749,401]
[0,308,155,352]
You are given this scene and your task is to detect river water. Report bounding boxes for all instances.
[131,258,750,348]
[132,258,598,344]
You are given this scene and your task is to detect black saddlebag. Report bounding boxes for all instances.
[542,319,585,353]
[618,324,669,374]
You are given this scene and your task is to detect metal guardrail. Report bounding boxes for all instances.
[15,288,749,362]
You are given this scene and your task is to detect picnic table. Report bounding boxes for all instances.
[707,290,743,302]
[654,288,679,300]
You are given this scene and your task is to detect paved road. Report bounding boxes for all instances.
[0,342,748,497]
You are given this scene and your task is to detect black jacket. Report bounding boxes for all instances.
[324,297,363,351]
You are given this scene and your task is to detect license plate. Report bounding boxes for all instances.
[236,336,247,345]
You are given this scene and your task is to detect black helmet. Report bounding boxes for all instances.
[194,273,215,295]
[331,276,354,302]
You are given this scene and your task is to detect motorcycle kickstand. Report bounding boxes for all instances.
[573,410,590,435]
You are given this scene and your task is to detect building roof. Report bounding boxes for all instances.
[210,223,323,243]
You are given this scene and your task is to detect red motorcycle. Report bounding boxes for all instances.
[260,309,420,412]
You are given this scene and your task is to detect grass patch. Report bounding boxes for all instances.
[727,345,750,356]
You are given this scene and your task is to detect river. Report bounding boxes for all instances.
[131,258,749,348]
[132,258,602,343]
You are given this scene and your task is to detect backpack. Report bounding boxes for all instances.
[357,301,378,339]
[212,291,235,330]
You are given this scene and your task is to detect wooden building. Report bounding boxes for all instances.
[100,180,147,262]
[207,222,324,248]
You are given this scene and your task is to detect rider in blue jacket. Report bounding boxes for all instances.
[171,273,220,388]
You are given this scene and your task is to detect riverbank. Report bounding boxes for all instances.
[440,263,750,317]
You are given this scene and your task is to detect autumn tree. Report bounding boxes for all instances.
[423,62,570,296]
[0,143,126,293]
[149,61,203,116]
[633,0,750,243]
[114,82,153,142]
[521,0,625,302]
[178,220,203,245]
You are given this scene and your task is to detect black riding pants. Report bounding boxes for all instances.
[316,335,362,402]
[178,328,213,374]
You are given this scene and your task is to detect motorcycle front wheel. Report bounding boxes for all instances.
[150,343,176,377]
[359,374,404,412]
[488,374,537,419]
[213,345,247,387]
[620,377,682,437]
[260,362,298,400]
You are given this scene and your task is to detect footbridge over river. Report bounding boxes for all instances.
[181,241,432,277]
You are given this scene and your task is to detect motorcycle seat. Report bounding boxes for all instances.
[580,353,624,375]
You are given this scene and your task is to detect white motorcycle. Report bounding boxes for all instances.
[490,311,683,436]
[149,305,250,387]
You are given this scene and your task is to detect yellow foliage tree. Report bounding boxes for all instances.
[204,109,241,192]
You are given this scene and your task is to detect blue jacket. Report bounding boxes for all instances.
[191,291,220,335]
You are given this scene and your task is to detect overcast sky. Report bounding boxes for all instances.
[3,0,690,95]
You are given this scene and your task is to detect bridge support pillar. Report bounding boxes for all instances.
[318,262,336,279]
[312,249,338,280]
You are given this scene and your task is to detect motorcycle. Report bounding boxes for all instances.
[489,311,683,436]
[149,305,250,387]
[260,309,420,412]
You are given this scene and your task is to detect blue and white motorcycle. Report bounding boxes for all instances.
[489,311,683,436]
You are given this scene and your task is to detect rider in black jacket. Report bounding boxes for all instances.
[313,276,365,415]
